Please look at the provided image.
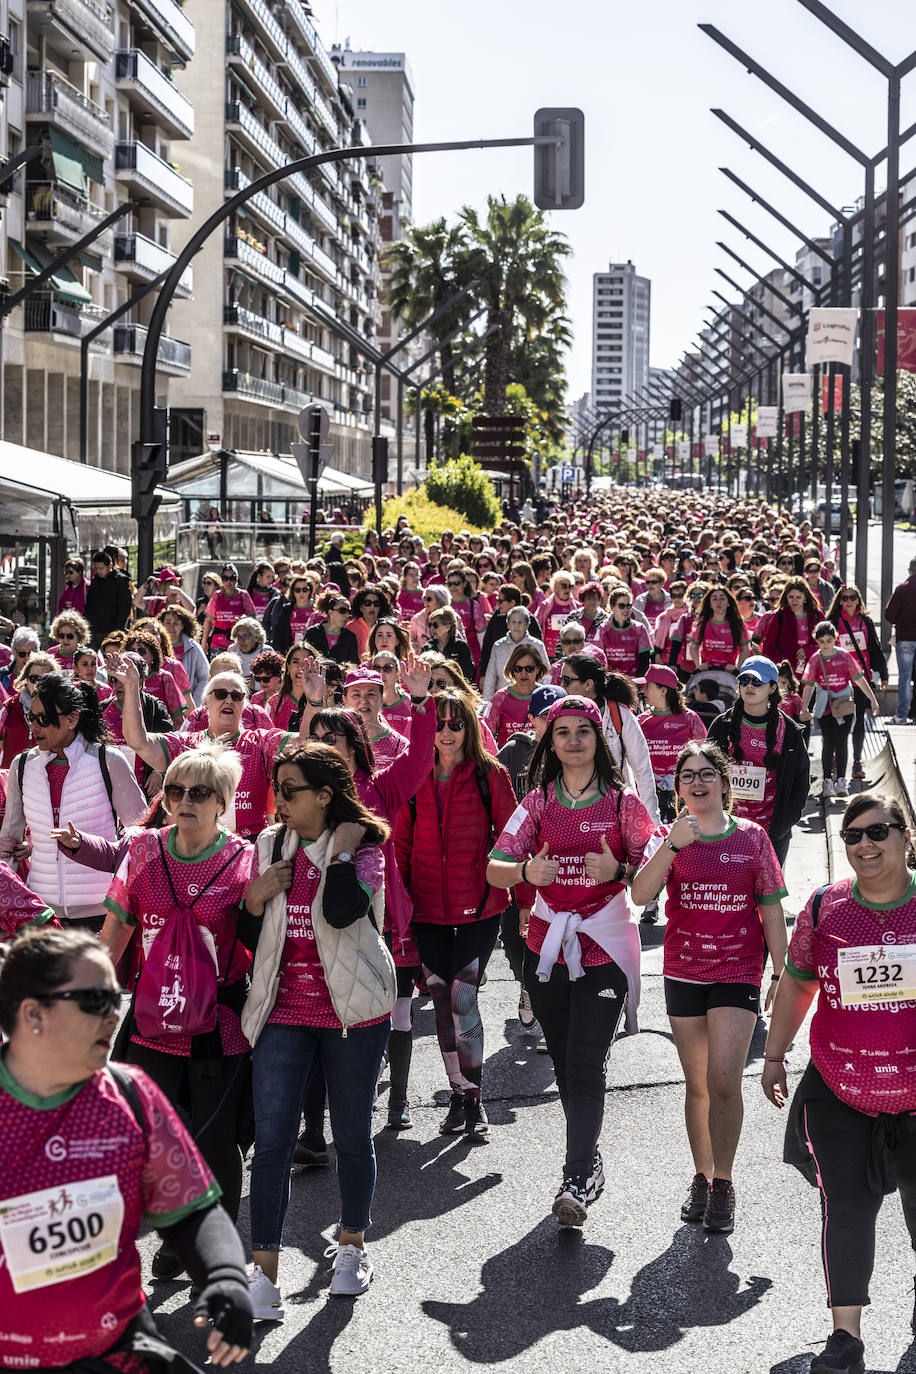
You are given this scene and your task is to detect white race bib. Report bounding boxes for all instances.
[837,942,916,1007]
[222,794,237,831]
[728,762,766,802]
[0,1176,124,1293]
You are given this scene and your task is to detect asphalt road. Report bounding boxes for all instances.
[139,792,916,1374]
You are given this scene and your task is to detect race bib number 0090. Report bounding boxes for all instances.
[728,762,766,802]
[837,943,916,1007]
[0,1175,124,1292]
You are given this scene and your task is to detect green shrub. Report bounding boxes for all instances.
[364,488,493,544]
[423,455,502,528]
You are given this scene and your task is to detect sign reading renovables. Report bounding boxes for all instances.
[470,415,527,474]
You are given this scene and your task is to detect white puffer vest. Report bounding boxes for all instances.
[21,736,119,916]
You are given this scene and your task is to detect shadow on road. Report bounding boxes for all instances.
[423,1218,772,1361]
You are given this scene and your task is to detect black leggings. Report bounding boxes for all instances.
[819,711,852,780]
[125,1042,250,1220]
[500,900,526,985]
[524,955,628,1179]
[412,916,501,1096]
[851,683,870,763]
[803,1093,916,1307]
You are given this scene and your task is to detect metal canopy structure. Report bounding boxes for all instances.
[166,449,374,501]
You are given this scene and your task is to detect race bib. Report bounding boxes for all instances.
[728,762,766,802]
[222,793,237,831]
[837,942,916,1007]
[0,1176,124,1293]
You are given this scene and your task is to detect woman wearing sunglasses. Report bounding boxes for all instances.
[763,792,916,1374]
[423,606,475,682]
[100,744,253,1276]
[266,575,319,656]
[240,744,392,1306]
[536,571,581,662]
[202,565,256,660]
[597,587,652,678]
[347,586,393,660]
[408,584,449,654]
[249,650,284,709]
[0,926,252,1370]
[487,695,656,1228]
[825,585,889,782]
[395,690,515,1140]
[0,651,56,767]
[301,593,359,666]
[48,610,91,671]
[442,565,487,675]
[108,656,307,841]
[707,656,810,867]
[632,741,788,1238]
[485,645,548,749]
[373,649,413,738]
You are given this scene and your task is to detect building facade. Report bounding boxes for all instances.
[590,259,650,413]
[0,0,197,469]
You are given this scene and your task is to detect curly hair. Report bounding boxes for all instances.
[352,585,393,621]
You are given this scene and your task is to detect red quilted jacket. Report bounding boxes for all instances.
[394,757,516,925]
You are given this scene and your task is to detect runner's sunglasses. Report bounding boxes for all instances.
[840,822,905,845]
[40,987,122,1016]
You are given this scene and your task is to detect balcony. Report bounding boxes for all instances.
[113,322,191,373]
[27,0,114,63]
[115,50,194,140]
[224,303,283,348]
[223,369,285,405]
[280,100,318,159]
[26,71,113,160]
[283,0,336,87]
[24,293,84,337]
[224,234,286,290]
[26,183,112,248]
[115,141,193,216]
[128,0,194,62]
[282,269,318,313]
[287,175,336,236]
[225,102,284,170]
[224,167,286,234]
[238,0,286,61]
[113,231,192,295]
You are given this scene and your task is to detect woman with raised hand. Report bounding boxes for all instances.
[763,792,916,1374]
[394,690,515,1140]
[100,742,253,1279]
[631,741,787,1239]
[240,744,393,1307]
[487,695,656,1229]
[0,927,251,1368]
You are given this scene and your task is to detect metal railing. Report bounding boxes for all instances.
[113,323,191,369]
[24,293,83,335]
[129,0,194,60]
[115,50,194,137]
[26,70,112,157]
[114,141,193,214]
[27,0,114,61]
[26,183,110,240]
[224,303,284,346]
[114,230,193,292]
[224,233,285,286]
[176,520,359,567]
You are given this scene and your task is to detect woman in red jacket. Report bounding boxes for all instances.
[394,689,515,1139]
[761,579,821,678]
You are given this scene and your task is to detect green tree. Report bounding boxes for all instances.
[850,370,916,477]
[384,220,475,392]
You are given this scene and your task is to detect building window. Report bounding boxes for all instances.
[357,76,367,86]
[357,98,366,108]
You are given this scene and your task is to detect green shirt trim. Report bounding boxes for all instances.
[145,1179,223,1228]
[552,777,608,810]
[167,827,230,863]
[851,873,916,911]
[785,957,816,981]
[696,817,738,842]
[759,887,788,904]
[0,1049,84,1109]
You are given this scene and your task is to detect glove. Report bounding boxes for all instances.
[193,1277,253,1350]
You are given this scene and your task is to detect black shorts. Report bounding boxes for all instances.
[664,977,761,1018]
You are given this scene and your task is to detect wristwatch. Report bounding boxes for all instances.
[330,850,353,864]
[664,837,681,853]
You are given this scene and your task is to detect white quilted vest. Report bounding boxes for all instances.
[21,737,119,915]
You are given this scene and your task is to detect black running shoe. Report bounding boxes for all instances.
[703,1177,735,1234]
[681,1172,710,1223]
[552,1175,588,1228]
[151,1244,183,1281]
[439,1091,465,1135]
[386,1098,412,1130]
[293,1130,329,1168]
[463,1097,490,1140]
[810,1329,865,1374]
[585,1149,605,1205]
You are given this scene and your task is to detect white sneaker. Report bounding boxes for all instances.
[518,988,538,1030]
[835,777,849,797]
[248,1264,284,1322]
[822,779,835,799]
[326,1242,373,1296]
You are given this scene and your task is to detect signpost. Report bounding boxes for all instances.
[291,403,330,558]
[470,415,527,506]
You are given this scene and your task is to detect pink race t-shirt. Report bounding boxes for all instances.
[637,709,707,782]
[802,648,863,696]
[0,859,56,938]
[369,724,409,768]
[726,713,786,829]
[487,688,533,749]
[0,1062,218,1367]
[690,618,748,668]
[787,876,916,1116]
[156,728,293,836]
[598,620,651,675]
[655,815,786,985]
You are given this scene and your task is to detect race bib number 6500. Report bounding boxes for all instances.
[837,943,916,1007]
[0,1176,124,1292]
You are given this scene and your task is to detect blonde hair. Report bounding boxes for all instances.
[14,651,57,694]
[208,654,243,677]
[203,670,247,700]
[163,739,243,815]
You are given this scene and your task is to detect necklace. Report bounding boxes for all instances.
[560,768,597,801]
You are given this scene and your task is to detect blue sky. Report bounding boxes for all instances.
[326,0,916,399]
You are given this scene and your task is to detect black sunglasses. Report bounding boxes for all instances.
[253,674,275,684]
[841,822,905,845]
[362,599,381,607]
[210,688,245,702]
[27,710,50,725]
[164,784,216,804]
[436,717,465,732]
[41,987,122,1017]
[277,780,317,801]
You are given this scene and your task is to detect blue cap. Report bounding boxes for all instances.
[738,655,779,684]
[530,684,567,717]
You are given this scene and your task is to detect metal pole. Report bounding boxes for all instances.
[840,221,853,581]
[307,406,323,559]
[882,71,902,629]
[396,376,404,495]
[856,163,876,591]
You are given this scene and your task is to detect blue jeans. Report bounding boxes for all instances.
[249,1019,390,1247]
[896,641,916,718]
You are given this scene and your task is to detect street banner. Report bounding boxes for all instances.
[820,376,844,413]
[783,373,811,413]
[651,443,663,461]
[806,308,858,367]
[756,406,779,437]
[876,308,916,374]
[677,441,691,462]
[730,423,748,447]
[704,435,719,457]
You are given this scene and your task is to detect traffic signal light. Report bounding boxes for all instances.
[533,108,585,210]
[669,398,682,423]
[372,436,389,485]
[620,428,629,446]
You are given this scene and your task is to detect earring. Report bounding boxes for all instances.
[32,1025,41,1035]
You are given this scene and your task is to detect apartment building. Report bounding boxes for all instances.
[166,0,382,475]
[0,0,196,468]
[590,259,650,413]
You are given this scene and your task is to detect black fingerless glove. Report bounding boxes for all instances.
[193,1277,253,1350]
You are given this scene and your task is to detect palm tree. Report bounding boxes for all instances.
[458,195,571,417]
[384,220,476,391]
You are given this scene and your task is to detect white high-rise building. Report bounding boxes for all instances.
[590,260,650,413]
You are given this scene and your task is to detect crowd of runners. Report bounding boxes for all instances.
[0,484,913,1374]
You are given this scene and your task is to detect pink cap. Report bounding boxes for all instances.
[343,667,383,689]
[546,695,603,728]
[157,566,179,582]
[634,664,679,689]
